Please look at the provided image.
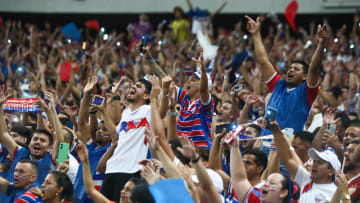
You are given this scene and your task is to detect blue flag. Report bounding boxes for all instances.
[149,179,195,203]
[61,22,81,41]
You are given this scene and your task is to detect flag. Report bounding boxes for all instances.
[61,22,81,41]
[85,20,100,31]
[284,0,298,31]
[57,61,80,82]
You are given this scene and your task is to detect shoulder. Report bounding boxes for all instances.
[15,191,42,203]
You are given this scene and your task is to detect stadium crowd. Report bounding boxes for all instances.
[0,1,360,202]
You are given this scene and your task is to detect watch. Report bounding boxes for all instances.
[341,194,350,200]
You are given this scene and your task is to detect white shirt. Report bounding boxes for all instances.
[295,166,337,203]
[66,154,79,184]
[106,105,151,174]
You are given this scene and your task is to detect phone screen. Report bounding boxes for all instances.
[58,142,70,164]
[92,97,104,106]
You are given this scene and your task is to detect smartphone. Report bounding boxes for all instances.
[216,123,237,134]
[140,35,148,55]
[265,107,277,130]
[58,142,70,164]
[224,133,235,145]
[92,96,104,106]
[327,123,336,134]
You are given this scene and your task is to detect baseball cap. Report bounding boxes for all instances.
[192,71,212,90]
[308,148,341,171]
[192,168,223,193]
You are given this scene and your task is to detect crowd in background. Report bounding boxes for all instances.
[0,1,360,203]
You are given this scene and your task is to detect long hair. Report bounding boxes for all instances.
[49,171,74,201]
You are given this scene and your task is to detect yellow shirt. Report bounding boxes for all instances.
[172,19,189,42]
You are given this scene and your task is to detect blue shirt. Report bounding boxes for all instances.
[261,73,318,137]
[6,183,39,203]
[7,147,54,186]
[74,142,110,203]
[0,144,9,165]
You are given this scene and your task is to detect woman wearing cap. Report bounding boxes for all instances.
[229,130,300,203]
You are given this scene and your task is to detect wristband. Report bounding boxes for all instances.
[191,155,201,164]
[341,194,350,200]
[168,111,177,116]
[112,96,121,101]
[145,56,152,60]
[89,110,97,114]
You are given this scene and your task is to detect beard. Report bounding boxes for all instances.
[343,163,356,173]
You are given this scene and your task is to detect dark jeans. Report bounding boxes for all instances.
[100,172,141,203]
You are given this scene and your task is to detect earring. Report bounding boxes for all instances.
[56,192,59,196]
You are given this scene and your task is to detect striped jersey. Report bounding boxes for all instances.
[177,88,214,148]
[15,192,43,203]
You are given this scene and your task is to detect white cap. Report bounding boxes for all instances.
[308,148,341,171]
[192,168,223,193]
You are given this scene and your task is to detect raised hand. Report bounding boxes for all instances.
[162,75,173,93]
[149,75,161,100]
[245,15,261,34]
[192,52,205,71]
[321,131,340,148]
[323,107,339,124]
[317,24,328,44]
[141,162,161,185]
[177,136,198,160]
[58,160,69,173]
[84,76,98,94]
[245,93,259,105]
[144,125,159,150]
[76,143,89,163]
[335,173,349,193]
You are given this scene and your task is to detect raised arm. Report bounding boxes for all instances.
[307,24,328,87]
[42,92,64,163]
[159,75,173,119]
[77,143,111,203]
[0,94,17,158]
[149,76,175,160]
[178,137,222,203]
[193,53,210,104]
[270,121,299,178]
[208,130,226,170]
[96,142,118,174]
[229,132,252,202]
[94,101,118,143]
[245,15,276,81]
[78,76,98,143]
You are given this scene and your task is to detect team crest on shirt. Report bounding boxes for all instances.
[119,117,149,132]
[314,194,327,203]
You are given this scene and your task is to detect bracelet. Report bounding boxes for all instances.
[168,111,177,116]
[145,56,152,60]
[191,155,201,164]
[112,96,121,101]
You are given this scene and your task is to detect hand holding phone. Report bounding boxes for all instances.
[265,107,277,130]
[326,123,336,134]
[92,96,104,106]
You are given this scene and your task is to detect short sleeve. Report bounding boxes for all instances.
[265,73,281,92]
[305,82,319,107]
[294,166,311,188]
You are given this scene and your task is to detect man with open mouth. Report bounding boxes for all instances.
[0,159,41,203]
[245,15,328,158]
